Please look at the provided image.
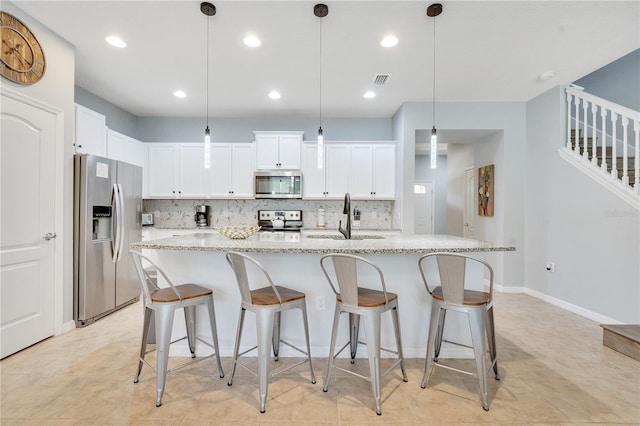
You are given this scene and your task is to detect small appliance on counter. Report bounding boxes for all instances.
[141,213,154,226]
[258,210,303,231]
[195,205,210,227]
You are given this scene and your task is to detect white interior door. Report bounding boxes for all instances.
[1,93,57,358]
[463,166,475,238]
[414,181,434,234]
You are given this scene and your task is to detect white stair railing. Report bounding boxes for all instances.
[565,86,639,193]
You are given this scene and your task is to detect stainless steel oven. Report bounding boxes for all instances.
[254,171,302,199]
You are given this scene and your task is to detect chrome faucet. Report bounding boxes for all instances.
[338,193,352,239]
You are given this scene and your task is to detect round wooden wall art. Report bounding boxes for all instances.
[0,11,46,85]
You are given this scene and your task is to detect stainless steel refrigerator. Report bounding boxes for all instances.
[73,154,142,327]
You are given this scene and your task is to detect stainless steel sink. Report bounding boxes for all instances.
[305,234,385,240]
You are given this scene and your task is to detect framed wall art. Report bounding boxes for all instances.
[478,164,494,217]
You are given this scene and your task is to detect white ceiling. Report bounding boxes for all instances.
[12,0,640,119]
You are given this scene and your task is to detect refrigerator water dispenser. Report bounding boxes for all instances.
[92,205,112,240]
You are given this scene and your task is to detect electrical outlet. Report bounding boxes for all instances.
[546,262,555,273]
[316,296,325,311]
[371,211,377,219]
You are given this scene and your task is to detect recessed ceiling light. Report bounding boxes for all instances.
[243,35,261,47]
[173,90,187,98]
[363,91,376,99]
[538,70,555,81]
[380,35,398,48]
[105,36,126,48]
[268,91,281,100]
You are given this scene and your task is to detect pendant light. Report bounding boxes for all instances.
[314,4,328,169]
[427,3,442,169]
[201,2,216,169]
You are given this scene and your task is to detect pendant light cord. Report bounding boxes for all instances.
[319,17,323,128]
[432,16,436,128]
[206,16,210,128]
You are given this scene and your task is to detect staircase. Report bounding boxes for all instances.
[570,130,636,187]
[601,324,640,361]
[561,86,640,209]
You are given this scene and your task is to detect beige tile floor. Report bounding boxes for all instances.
[2,292,639,425]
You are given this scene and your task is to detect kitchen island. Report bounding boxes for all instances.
[131,230,515,359]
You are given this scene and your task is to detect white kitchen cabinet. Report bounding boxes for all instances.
[254,131,302,169]
[106,129,145,167]
[74,104,106,156]
[349,144,396,199]
[302,143,349,199]
[209,143,254,198]
[147,143,207,198]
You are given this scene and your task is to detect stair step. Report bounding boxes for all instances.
[601,324,640,361]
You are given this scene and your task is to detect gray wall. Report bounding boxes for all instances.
[396,101,526,290]
[573,48,640,110]
[525,85,639,323]
[75,86,139,138]
[136,117,392,142]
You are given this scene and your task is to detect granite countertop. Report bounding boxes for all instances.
[132,229,516,254]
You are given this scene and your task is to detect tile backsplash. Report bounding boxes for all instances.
[143,199,394,230]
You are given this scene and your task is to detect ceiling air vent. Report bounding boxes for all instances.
[373,74,391,86]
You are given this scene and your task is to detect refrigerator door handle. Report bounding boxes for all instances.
[116,183,125,261]
[112,183,122,263]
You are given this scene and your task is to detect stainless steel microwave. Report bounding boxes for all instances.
[254,171,302,199]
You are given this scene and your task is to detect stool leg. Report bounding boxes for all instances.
[272,311,281,361]
[256,308,276,413]
[323,303,341,392]
[469,308,489,411]
[134,306,153,383]
[228,308,246,386]
[184,305,196,358]
[154,304,175,407]
[363,310,382,415]
[434,309,447,361]
[421,302,442,389]
[300,301,316,384]
[390,303,407,382]
[205,296,224,378]
[485,306,500,380]
[349,313,360,364]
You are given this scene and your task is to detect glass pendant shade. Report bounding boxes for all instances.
[317,126,324,168]
[204,126,211,169]
[430,127,437,169]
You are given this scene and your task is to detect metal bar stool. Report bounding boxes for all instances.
[418,252,500,411]
[320,253,407,415]
[225,251,316,413]
[129,251,224,407]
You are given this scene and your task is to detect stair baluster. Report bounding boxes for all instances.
[610,112,617,180]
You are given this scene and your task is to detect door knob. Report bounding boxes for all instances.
[43,232,57,240]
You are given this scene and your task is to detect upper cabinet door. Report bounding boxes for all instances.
[349,145,375,197]
[301,144,326,198]
[229,144,254,198]
[147,144,178,197]
[178,144,207,198]
[277,134,302,169]
[209,144,233,197]
[75,104,106,156]
[254,132,302,169]
[106,129,127,162]
[372,145,396,199]
[325,144,350,198]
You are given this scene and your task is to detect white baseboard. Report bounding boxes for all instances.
[56,320,76,335]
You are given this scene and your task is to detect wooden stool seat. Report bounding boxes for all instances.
[337,287,398,307]
[150,284,213,303]
[251,285,306,305]
[431,287,490,306]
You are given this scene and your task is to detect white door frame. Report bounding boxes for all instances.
[414,180,434,234]
[463,166,475,238]
[1,87,66,336]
